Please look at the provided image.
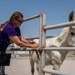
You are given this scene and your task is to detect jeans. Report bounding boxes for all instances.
[0,66,5,75]
[0,51,6,75]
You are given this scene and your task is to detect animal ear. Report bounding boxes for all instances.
[68,10,74,29]
[69,10,74,22]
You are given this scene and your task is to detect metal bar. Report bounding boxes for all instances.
[43,47,75,51]
[26,36,53,40]
[39,14,46,48]
[7,47,75,51]
[44,21,75,30]
[43,68,74,75]
[9,48,38,51]
[39,14,46,75]
[23,14,40,22]
[39,14,42,48]
[39,14,43,75]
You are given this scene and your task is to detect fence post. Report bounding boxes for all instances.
[38,13,46,75]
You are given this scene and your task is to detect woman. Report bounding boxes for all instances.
[0,11,39,75]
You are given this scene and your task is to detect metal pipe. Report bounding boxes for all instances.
[39,14,46,75]
[23,14,40,22]
[7,47,75,51]
[44,21,75,30]
[44,47,75,51]
[43,68,74,75]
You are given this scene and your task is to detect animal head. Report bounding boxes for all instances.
[57,26,75,47]
[67,26,75,47]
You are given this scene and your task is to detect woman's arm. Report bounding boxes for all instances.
[9,36,39,48]
[18,36,30,44]
[18,36,36,44]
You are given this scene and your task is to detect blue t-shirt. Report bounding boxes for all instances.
[0,23,21,51]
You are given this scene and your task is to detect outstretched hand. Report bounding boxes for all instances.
[31,43,39,48]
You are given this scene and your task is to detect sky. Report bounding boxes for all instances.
[0,0,75,38]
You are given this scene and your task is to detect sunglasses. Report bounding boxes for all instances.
[17,19,23,24]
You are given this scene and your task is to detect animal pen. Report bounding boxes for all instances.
[7,11,75,75]
[22,11,75,75]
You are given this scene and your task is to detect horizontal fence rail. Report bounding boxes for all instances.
[23,47,75,51]
[43,68,75,75]
[44,47,75,51]
[23,14,40,22]
[7,47,75,51]
[26,36,54,40]
[44,21,75,30]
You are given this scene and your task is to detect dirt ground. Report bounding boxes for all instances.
[5,57,75,75]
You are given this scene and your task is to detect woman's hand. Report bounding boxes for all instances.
[31,43,39,48]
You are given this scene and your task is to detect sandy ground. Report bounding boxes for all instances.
[5,57,75,75]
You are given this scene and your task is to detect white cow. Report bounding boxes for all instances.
[29,26,75,75]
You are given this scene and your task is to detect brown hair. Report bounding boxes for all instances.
[0,11,23,31]
[10,11,23,21]
[5,11,24,24]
